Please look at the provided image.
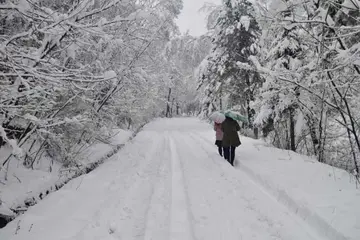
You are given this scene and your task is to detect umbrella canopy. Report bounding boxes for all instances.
[224,110,248,123]
[209,111,226,123]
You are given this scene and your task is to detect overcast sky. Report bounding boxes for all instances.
[176,0,221,36]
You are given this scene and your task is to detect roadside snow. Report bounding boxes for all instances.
[0,129,132,218]
[199,128,360,240]
[78,129,132,165]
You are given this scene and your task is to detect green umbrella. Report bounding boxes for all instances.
[224,110,248,123]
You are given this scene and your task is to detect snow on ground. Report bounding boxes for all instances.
[0,118,359,240]
[195,120,360,240]
[77,129,133,166]
[0,145,61,216]
[0,129,132,217]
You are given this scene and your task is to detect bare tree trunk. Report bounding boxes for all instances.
[127,118,132,130]
[246,100,252,128]
[289,108,296,152]
[170,97,175,117]
[317,90,327,163]
[254,127,258,139]
[166,88,172,118]
[307,117,320,154]
[176,102,180,115]
[219,86,223,110]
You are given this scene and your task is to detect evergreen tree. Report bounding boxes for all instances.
[198,0,261,135]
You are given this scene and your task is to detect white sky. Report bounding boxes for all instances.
[176,0,222,36]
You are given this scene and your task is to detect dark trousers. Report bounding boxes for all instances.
[223,146,236,165]
[215,140,223,156]
[218,146,223,156]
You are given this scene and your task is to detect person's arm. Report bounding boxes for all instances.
[236,121,240,131]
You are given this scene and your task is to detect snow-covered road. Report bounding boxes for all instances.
[1,118,357,240]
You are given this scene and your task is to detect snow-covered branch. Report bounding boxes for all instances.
[0,0,183,170]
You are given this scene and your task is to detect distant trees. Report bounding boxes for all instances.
[164,33,212,116]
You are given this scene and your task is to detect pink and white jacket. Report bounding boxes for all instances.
[214,122,224,140]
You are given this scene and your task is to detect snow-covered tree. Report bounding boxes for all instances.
[252,0,360,174]
[198,0,261,134]
[164,33,212,116]
[0,0,183,170]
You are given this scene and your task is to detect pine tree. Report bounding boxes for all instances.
[198,0,261,134]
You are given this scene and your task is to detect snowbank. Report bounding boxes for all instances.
[0,129,132,226]
[199,130,360,240]
[238,138,360,240]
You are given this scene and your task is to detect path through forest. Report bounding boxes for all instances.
[1,118,357,240]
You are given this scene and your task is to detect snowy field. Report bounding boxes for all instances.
[0,118,359,240]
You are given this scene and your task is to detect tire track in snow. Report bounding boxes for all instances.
[191,132,326,240]
[142,132,172,240]
[128,134,169,240]
[111,133,170,240]
[27,132,165,240]
[174,131,276,239]
[71,132,168,240]
[168,132,196,240]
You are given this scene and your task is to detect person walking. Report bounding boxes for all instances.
[214,122,224,157]
[221,116,241,166]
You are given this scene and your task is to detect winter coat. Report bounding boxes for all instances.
[221,117,241,147]
[214,122,223,140]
